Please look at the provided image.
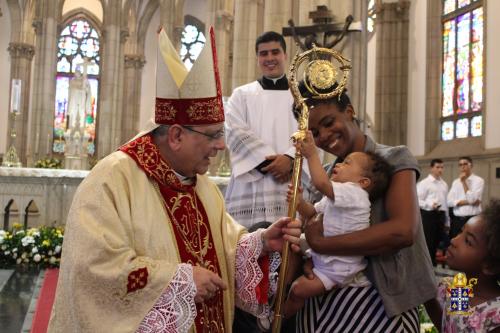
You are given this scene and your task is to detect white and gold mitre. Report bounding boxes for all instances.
[154,26,224,126]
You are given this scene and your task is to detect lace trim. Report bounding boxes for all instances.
[136,264,197,333]
[235,230,281,318]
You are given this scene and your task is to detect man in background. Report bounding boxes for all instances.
[447,156,484,240]
[417,159,449,266]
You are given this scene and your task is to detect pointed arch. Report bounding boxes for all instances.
[53,15,101,156]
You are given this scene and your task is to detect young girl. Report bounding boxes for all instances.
[426,199,500,332]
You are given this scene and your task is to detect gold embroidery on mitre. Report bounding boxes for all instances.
[156,100,177,121]
[186,99,222,122]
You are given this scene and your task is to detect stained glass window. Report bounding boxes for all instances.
[180,24,206,70]
[54,18,100,155]
[367,0,377,33]
[441,1,483,141]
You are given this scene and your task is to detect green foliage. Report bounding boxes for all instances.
[419,304,439,333]
[34,157,63,169]
[0,224,64,268]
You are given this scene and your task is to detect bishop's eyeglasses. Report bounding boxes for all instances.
[181,125,225,141]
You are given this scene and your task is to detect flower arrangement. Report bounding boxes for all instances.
[419,305,438,333]
[34,157,63,169]
[0,223,64,268]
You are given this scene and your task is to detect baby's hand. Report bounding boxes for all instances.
[295,131,317,159]
[286,183,304,206]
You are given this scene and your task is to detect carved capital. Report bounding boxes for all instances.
[377,1,411,21]
[32,19,43,35]
[8,42,35,60]
[124,54,146,69]
[120,29,130,43]
[216,10,233,32]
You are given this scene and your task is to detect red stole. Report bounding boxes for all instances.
[120,134,225,333]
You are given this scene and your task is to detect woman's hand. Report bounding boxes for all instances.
[304,213,325,252]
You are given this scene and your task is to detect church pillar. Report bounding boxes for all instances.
[28,0,60,166]
[98,0,127,157]
[122,54,145,142]
[206,1,234,97]
[231,0,265,89]
[6,42,35,166]
[373,1,411,146]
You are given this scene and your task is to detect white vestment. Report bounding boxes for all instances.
[225,81,297,228]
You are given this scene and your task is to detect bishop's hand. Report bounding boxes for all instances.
[192,265,227,303]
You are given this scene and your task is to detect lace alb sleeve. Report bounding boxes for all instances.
[235,229,281,318]
[136,263,197,333]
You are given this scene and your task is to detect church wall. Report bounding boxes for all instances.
[62,0,103,22]
[183,0,207,25]
[0,0,12,155]
[485,0,500,150]
[139,9,159,130]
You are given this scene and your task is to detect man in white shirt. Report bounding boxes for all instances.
[417,159,449,266]
[447,156,484,240]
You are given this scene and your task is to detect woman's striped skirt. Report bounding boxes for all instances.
[296,285,419,333]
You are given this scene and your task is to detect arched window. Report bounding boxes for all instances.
[441,0,483,141]
[180,16,205,70]
[54,18,100,155]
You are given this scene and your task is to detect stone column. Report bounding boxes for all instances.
[206,2,234,97]
[425,0,443,152]
[7,42,35,165]
[373,1,411,146]
[27,0,60,166]
[231,0,265,89]
[122,54,145,142]
[98,0,127,156]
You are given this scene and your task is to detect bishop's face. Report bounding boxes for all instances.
[177,123,226,177]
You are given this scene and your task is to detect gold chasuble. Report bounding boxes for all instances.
[121,134,225,332]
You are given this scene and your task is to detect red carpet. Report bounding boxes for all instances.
[30,268,59,333]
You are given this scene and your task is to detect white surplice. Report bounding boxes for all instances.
[225,81,297,228]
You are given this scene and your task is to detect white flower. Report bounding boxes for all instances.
[27,228,40,237]
[16,258,22,264]
[12,247,18,253]
[4,250,10,255]
[32,247,38,254]
[1,245,6,250]
[55,245,62,254]
[21,252,27,259]
[21,236,35,247]
[33,254,41,262]
[420,323,435,333]
[13,253,17,259]
[48,250,53,256]
[49,256,57,264]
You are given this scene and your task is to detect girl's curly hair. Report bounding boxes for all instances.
[482,198,500,278]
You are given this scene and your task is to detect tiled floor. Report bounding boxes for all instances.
[0,266,457,333]
[0,267,42,333]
